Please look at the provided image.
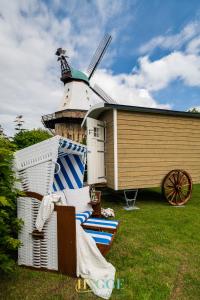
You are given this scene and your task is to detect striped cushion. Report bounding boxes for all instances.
[83,218,119,230]
[85,229,113,245]
[76,211,92,224]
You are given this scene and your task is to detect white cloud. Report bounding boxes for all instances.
[0,0,166,137]
[91,69,171,109]
[128,52,200,91]
[0,0,116,136]
[186,37,200,54]
[3,1,200,137]
[139,21,200,54]
[134,20,200,93]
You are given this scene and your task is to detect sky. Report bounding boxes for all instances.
[1,0,200,136]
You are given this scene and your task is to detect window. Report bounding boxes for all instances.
[94,127,99,137]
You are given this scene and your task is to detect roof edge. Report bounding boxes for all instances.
[103,103,200,119]
[81,103,106,127]
[79,102,200,128]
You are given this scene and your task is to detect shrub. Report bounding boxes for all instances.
[13,128,52,150]
[0,137,22,274]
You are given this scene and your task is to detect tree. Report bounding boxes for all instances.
[187,107,200,113]
[13,128,52,150]
[0,137,22,274]
[14,115,26,132]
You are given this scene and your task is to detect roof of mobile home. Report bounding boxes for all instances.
[81,103,200,126]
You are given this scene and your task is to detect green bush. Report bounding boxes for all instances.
[13,128,52,150]
[0,137,22,275]
[0,129,52,275]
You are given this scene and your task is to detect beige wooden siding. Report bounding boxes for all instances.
[100,111,114,189]
[117,111,200,190]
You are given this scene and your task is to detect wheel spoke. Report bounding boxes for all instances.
[165,183,175,188]
[179,174,185,185]
[169,177,175,185]
[179,189,186,199]
[165,185,174,190]
[166,189,176,199]
[177,190,182,204]
[181,183,190,187]
[170,191,177,203]
[172,174,177,185]
[177,171,180,184]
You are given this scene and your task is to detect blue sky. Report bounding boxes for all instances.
[0,0,200,135]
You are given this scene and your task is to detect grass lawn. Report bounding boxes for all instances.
[1,185,200,300]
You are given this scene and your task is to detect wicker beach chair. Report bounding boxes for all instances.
[15,136,119,276]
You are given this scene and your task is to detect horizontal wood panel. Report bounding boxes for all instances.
[118,183,160,189]
[118,168,200,181]
[118,181,200,189]
[118,111,200,124]
[118,150,200,157]
[117,139,200,147]
[117,110,200,189]
[117,130,200,140]
[118,149,200,155]
[118,162,200,170]
[117,156,200,163]
[118,118,200,129]
[117,125,200,136]
[117,135,200,144]
[117,145,200,152]
[118,177,200,186]
[118,175,200,186]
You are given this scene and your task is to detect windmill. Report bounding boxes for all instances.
[55,33,116,112]
[42,34,116,142]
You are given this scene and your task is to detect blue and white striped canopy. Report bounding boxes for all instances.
[53,138,87,192]
[58,139,87,156]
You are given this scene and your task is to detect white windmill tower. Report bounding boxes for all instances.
[42,34,116,142]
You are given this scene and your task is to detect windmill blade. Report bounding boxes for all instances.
[91,84,117,104]
[87,34,112,80]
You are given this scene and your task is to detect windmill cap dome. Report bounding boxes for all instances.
[71,68,89,84]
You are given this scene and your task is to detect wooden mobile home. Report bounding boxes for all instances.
[83,103,200,205]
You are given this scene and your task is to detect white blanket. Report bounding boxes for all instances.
[35,195,115,299]
[76,221,115,299]
[35,194,63,232]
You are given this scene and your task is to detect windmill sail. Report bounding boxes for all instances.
[91,84,117,104]
[87,34,112,80]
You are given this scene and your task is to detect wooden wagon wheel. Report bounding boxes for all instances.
[162,169,192,206]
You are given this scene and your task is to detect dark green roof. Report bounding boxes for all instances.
[71,68,89,84]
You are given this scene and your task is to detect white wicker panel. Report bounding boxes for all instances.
[17,197,33,266]
[31,198,58,270]
[18,160,55,195]
[32,198,41,268]
[45,212,58,270]
[17,197,58,271]
[14,136,59,171]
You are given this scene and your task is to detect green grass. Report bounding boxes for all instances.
[1,185,200,300]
